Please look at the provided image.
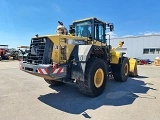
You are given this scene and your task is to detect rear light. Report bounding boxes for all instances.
[53,63,58,69]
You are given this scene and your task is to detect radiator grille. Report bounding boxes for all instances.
[27,37,53,64]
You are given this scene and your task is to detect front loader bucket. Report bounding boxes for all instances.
[129,58,138,77]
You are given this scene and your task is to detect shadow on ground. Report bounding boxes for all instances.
[134,75,149,78]
[38,76,156,115]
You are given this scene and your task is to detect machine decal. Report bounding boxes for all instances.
[37,67,64,74]
[52,67,64,74]
[37,68,48,74]
[54,45,59,49]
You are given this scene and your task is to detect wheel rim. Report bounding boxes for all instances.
[124,63,129,76]
[94,68,104,88]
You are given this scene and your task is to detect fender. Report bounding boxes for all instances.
[129,58,138,76]
[69,45,109,81]
[69,45,93,81]
[110,51,126,64]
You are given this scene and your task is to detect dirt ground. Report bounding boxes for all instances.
[0,61,160,120]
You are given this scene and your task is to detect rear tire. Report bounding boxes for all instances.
[44,79,65,86]
[76,57,108,97]
[111,57,129,82]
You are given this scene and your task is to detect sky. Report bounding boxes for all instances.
[0,0,160,48]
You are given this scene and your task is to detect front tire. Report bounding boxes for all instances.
[111,57,129,82]
[76,57,108,97]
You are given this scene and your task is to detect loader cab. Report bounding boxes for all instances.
[71,17,114,43]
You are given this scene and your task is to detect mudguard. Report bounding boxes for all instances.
[129,58,138,77]
[70,45,93,81]
[70,45,109,81]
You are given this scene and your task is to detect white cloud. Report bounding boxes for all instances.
[52,3,61,13]
[122,35,134,37]
[106,31,160,39]
[106,32,117,39]
[139,31,160,36]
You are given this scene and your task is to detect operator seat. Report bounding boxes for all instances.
[81,26,90,37]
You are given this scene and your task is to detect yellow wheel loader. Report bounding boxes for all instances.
[19,17,137,97]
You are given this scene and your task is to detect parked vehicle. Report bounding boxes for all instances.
[134,58,152,65]
[0,45,8,60]
[19,17,138,97]
[17,46,30,61]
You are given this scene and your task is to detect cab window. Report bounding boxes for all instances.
[74,22,91,37]
[95,24,105,42]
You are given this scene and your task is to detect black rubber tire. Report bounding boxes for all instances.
[76,57,108,97]
[111,57,129,82]
[44,79,65,86]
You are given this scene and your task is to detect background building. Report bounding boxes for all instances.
[110,34,160,61]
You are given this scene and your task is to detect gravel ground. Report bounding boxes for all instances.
[0,61,160,120]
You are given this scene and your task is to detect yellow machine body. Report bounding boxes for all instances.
[46,35,87,64]
[129,58,138,76]
[19,17,138,97]
[33,34,137,77]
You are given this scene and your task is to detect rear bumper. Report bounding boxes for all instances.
[19,61,67,80]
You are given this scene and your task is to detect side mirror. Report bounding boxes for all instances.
[109,24,114,31]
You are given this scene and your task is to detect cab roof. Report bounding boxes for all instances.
[73,17,106,24]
